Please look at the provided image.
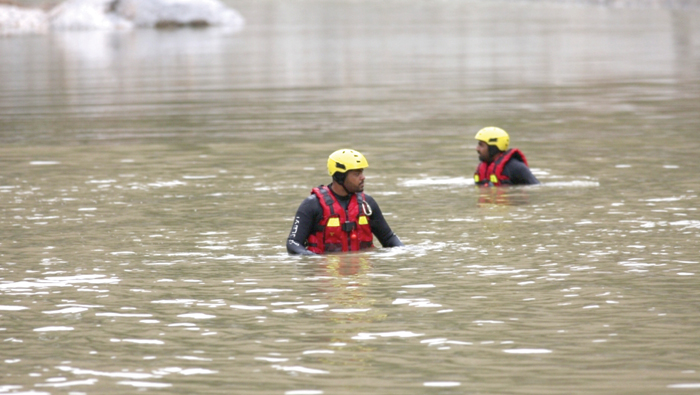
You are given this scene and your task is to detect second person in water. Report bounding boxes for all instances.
[473,126,539,186]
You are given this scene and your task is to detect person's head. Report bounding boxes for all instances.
[475,126,510,163]
[327,149,369,194]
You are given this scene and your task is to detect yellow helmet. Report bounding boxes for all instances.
[475,127,510,152]
[327,149,369,176]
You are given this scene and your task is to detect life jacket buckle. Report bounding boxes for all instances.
[342,222,356,232]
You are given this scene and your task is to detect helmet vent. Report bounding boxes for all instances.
[489,137,498,143]
[336,162,346,170]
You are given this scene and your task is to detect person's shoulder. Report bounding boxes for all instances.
[503,150,528,167]
[503,155,539,184]
[502,157,529,176]
[302,193,320,204]
[294,190,320,208]
[361,192,376,202]
[295,193,322,216]
[506,156,528,168]
[510,149,533,164]
[360,193,382,211]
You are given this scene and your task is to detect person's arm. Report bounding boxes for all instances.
[286,196,321,255]
[365,195,404,248]
[503,160,539,185]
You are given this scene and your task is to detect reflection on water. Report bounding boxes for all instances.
[1,0,700,394]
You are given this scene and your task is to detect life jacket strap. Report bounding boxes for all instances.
[317,186,336,216]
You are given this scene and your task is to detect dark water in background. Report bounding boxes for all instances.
[1,0,700,394]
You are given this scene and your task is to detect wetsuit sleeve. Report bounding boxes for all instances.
[286,195,323,255]
[365,195,404,248]
[503,160,539,185]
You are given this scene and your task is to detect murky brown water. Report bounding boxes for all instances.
[1,0,700,394]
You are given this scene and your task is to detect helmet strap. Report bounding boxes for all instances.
[332,172,350,196]
[487,145,503,161]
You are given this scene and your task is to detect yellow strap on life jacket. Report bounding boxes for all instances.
[358,215,368,225]
[327,218,340,227]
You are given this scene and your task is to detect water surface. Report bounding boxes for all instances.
[1,1,700,394]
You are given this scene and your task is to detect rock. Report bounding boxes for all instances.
[48,0,132,30]
[112,0,244,28]
[0,4,49,35]
[0,0,244,34]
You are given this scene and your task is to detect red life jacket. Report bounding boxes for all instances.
[306,185,374,254]
[474,148,529,187]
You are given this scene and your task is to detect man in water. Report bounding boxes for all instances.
[287,149,404,255]
[473,127,539,186]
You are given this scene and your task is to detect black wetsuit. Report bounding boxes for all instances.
[498,158,540,185]
[287,186,403,255]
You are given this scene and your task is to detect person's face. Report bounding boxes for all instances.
[343,169,365,193]
[476,140,491,162]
